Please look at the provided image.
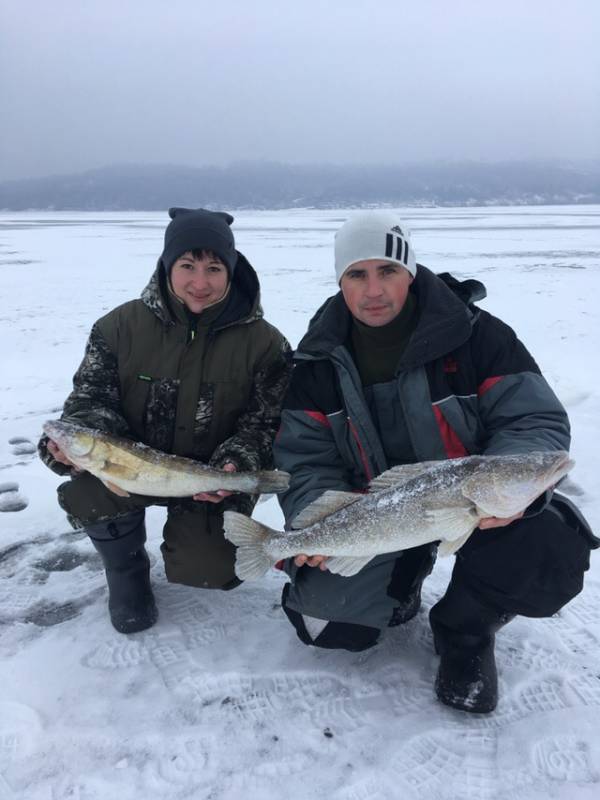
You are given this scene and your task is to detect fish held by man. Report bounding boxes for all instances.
[223,451,574,580]
[43,420,290,497]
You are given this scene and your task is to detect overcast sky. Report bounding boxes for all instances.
[1,0,599,181]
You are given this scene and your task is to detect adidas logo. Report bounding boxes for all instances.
[390,225,404,236]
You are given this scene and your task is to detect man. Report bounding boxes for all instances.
[273,211,597,713]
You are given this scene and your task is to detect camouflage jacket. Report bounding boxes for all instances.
[39,254,292,511]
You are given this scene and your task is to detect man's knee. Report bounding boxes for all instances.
[456,496,597,617]
[281,584,380,652]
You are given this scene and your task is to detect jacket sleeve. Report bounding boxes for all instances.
[38,322,131,475]
[473,311,571,456]
[273,361,355,528]
[209,333,293,473]
[473,311,571,517]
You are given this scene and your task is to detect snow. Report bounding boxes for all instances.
[0,206,599,799]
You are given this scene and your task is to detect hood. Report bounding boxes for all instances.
[140,250,264,329]
[296,265,483,369]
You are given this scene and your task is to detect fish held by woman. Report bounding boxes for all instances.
[43,420,290,497]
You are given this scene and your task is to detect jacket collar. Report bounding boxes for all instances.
[296,265,476,368]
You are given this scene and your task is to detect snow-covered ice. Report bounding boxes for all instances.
[0,206,599,799]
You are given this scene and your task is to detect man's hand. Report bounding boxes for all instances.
[47,438,80,470]
[479,511,525,530]
[193,462,237,503]
[294,553,329,570]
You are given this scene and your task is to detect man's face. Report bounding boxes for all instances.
[340,259,414,327]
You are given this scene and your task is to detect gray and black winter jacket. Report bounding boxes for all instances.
[274,265,570,527]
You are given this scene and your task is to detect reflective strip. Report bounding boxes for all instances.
[433,393,477,405]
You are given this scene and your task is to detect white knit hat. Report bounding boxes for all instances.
[334,211,417,283]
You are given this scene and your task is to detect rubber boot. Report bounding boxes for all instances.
[429,579,514,713]
[87,511,158,634]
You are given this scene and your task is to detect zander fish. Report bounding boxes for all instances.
[43,420,290,497]
[223,451,573,580]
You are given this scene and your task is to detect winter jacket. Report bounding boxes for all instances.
[39,253,292,508]
[274,265,570,527]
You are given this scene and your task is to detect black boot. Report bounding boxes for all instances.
[429,579,514,713]
[87,512,158,634]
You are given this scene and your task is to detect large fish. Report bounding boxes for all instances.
[223,451,573,580]
[43,420,290,497]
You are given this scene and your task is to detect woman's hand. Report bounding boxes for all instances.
[193,462,237,503]
[47,438,79,470]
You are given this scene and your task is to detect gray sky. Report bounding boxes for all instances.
[1,0,599,180]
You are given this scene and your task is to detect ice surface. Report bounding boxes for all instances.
[0,206,599,799]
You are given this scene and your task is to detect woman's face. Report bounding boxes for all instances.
[170,251,229,313]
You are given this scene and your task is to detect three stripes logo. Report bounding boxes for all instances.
[385,230,409,265]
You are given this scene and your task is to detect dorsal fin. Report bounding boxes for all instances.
[291,490,362,529]
[369,461,447,492]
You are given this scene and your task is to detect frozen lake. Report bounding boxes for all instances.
[0,206,599,799]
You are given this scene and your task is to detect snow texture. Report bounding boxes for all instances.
[0,207,598,799]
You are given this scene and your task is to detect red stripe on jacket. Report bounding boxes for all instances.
[348,418,373,481]
[432,406,468,458]
[478,376,504,396]
[305,410,331,427]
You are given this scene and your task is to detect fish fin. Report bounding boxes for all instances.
[438,530,474,557]
[291,490,362,529]
[101,479,130,497]
[253,469,290,494]
[368,461,448,492]
[325,555,374,577]
[424,506,477,541]
[222,511,277,581]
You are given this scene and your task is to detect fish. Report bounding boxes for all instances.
[223,451,573,580]
[43,420,290,497]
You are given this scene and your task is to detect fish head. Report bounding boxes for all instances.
[462,451,574,519]
[43,420,96,463]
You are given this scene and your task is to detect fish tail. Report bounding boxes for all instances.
[252,469,290,494]
[223,511,277,581]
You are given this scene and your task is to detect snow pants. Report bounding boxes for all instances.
[281,493,598,651]
[57,471,240,590]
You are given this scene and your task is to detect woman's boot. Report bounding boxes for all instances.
[87,511,158,634]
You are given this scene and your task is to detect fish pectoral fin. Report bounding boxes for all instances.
[424,506,477,544]
[101,479,130,498]
[291,490,362,529]
[368,461,448,492]
[325,555,374,577]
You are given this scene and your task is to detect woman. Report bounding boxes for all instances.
[39,207,291,633]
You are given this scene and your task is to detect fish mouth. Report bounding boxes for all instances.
[43,420,94,457]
